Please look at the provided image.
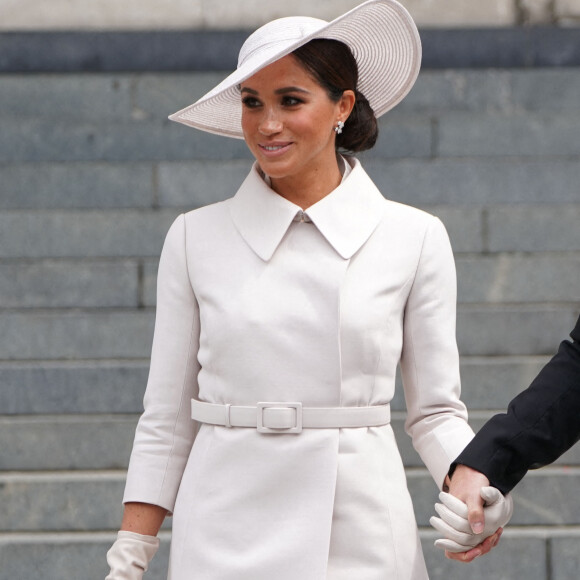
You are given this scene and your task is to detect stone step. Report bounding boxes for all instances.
[0,310,155,360]
[406,68,580,114]
[0,471,130,533]
[362,157,580,206]
[437,112,580,158]
[0,162,157,210]
[2,527,580,580]
[0,160,250,210]
[424,528,580,580]
[0,356,552,415]
[0,209,179,259]
[485,204,580,252]
[2,204,580,260]
[0,259,142,309]
[456,305,578,356]
[0,73,224,123]
[0,416,137,471]
[1,467,579,533]
[0,118,251,163]
[2,252,579,309]
[4,110,580,164]
[3,112,580,167]
[455,253,580,304]
[0,531,171,580]
[2,527,578,580]
[435,203,580,254]
[0,115,432,163]
[453,356,551,410]
[2,412,579,472]
[3,157,580,210]
[1,305,575,360]
[0,360,150,414]
[2,70,579,123]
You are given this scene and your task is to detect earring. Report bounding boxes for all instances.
[334,120,344,135]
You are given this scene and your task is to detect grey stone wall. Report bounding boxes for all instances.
[1,0,580,30]
[1,62,579,578]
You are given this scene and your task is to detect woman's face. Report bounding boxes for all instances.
[240,54,352,186]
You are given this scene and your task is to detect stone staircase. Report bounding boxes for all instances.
[1,66,580,579]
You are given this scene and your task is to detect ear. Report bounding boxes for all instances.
[338,89,356,120]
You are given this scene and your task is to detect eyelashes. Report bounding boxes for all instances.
[281,96,303,106]
[241,96,304,108]
[241,96,260,108]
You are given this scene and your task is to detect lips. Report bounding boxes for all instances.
[258,142,293,156]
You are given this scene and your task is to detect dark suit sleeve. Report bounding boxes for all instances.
[451,315,580,494]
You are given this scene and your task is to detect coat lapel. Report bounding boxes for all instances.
[305,158,386,259]
[229,164,301,262]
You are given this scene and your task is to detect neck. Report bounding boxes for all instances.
[269,157,343,210]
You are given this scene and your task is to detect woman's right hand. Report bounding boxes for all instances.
[430,486,513,561]
[105,531,160,579]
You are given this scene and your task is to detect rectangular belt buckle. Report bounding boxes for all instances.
[257,402,303,434]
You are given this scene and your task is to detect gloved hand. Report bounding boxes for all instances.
[430,486,513,553]
[105,530,160,579]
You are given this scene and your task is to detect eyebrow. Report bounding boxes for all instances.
[240,86,311,95]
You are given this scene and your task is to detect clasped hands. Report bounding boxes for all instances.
[430,465,514,562]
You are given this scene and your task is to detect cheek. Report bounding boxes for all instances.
[310,105,339,137]
[240,112,253,137]
[292,111,332,142]
[241,115,261,154]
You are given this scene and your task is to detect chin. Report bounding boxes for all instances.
[258,159,295,180]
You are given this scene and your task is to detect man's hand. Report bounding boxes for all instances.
[448,465,490,534]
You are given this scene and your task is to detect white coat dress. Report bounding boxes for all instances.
[123,156,475,579]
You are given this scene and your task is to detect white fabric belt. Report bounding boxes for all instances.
[191,398,390,434]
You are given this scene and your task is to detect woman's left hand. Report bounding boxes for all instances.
[443,528,503,562]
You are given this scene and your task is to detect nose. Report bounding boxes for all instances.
[258,108,283,136]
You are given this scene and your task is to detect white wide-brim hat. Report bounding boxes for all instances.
[169,0,421,139]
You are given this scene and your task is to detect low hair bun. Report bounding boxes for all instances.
[337,89,378,153]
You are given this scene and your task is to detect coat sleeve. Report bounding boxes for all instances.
[123,214,201,512]
[451,315,580,494]
[400,216,474,489]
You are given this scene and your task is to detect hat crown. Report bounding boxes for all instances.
[238,16,328,68]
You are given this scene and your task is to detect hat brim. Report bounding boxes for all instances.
[169,0,421,139]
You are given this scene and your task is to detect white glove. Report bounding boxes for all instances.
[106,530,160,579]
[430,486,514,553]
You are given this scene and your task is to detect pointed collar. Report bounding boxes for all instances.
[229,158,386,261]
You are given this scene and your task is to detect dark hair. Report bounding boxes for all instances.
[292,39,378,153]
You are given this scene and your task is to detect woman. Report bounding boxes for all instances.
[106,1,477,578]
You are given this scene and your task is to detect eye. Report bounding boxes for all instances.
[242,96,261,109]
[282,95,303,106]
